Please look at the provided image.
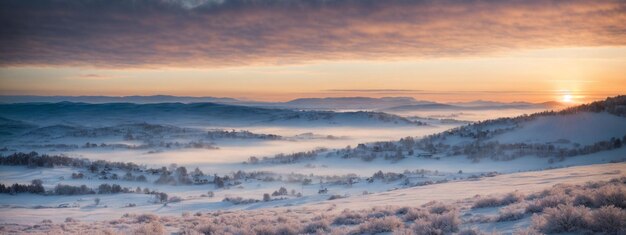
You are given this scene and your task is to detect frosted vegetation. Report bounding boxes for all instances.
[1,178,623,234]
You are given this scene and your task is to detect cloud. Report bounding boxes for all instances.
[61,73,121,80]
[0,0,624,68]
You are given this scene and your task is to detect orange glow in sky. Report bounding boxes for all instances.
[0,1,624,103]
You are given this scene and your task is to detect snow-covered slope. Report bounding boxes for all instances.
[494,112,626,145]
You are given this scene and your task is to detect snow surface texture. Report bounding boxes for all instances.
[494,112,626,145]
[0,163,623,225]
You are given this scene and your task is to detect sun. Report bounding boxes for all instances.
[562,94,573,103]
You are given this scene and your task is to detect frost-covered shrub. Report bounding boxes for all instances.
[532,204,591,233]
[403,208,429,222]
[472,192,524,209]
[497,204,527,222]
[593,185,626,208]
[352,217,402,234]
[472,197,500,209]
[412,220,441,235]
[274,224,301,235]
[302,220,330,234]
[255,223,299,235]
[195,224,217,235]
[395,207,410,215]
[133,222,165,235]
[525,195,568,213]
[589,205,626,234]
[428,203,454,215]
[499,192,525,205]
[512,228,542,235]
[428,211,460,234]
[457,228,485,235]
[572,193,594,207]
[332,210,365,225]
[411,211,460,235]
[135,213,159,223]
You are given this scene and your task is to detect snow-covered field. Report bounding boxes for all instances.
[0,162,623,225]
[1,97,625,234]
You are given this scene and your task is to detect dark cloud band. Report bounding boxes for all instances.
[1,0,624,67]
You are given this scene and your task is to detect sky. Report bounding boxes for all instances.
[1,0,625,103]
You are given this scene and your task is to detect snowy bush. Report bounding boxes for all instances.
[195,224,217,235]
[302,220,330,234]
[525,195,568,213]
[133,222,165,235]
[403,208,429,222]
[572,193,594,207]
[457,228,485,235]
[472,192,523,209]
[135,213,160,223]
[592,185,626,208]
[352,217,402,234]
[411,211,460,235]
[589,205,626,234]
[333,210,365,225]
[512,228,542,235]
[496,204,527,222]
[532,204,591,233]
[499,192,525,205]
[254,223,300,235]
[428,203,454,214]
[472,197,500,209]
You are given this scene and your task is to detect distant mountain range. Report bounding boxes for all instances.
[0,95,565,111]
[0,95,240,104]
[384,100,564,112]
[0,102,425,127]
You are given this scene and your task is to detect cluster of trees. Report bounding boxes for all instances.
[122,172,148,182]
[0,178,173,202]
[431,136,626,162]
[65,123,189,140]
[0,152,144,174]
[54,184,95,195]
[560,95,626,117]
[362,112,427,125]
[54,183,140,195]
[333,144,409,163]
[206,129,281,140]
[0,152,87,168]
[271,187,288,196]
[222,196,260,205]
[71,172,84,179]
[246,148,329,164]
[155,165,194,185]
[153,165,209,186]
[81,141,218,150]
[0,179,45,194]
[368,171,405,183]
